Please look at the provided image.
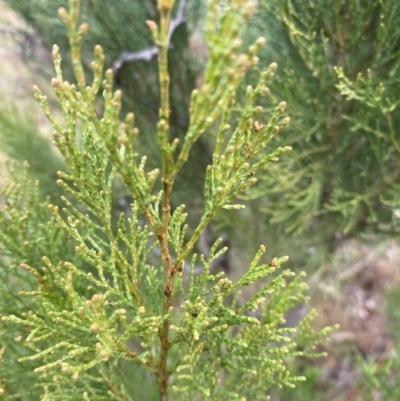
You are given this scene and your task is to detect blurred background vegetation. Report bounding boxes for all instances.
[0,0,400,399]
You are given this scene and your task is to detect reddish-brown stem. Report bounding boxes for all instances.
[155,2,174,400]
[157,181,176,401]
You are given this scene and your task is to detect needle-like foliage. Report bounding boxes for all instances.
[248,0,400,237]
[0,1,333,400]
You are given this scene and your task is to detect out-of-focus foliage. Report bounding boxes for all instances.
[245,0,400,238]
[351,284,400,401]
[0,106,64,196]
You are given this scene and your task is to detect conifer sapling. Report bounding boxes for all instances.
[0,0,334,400]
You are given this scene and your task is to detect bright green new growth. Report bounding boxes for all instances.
[0,0,333,400]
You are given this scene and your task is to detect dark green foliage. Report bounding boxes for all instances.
[0,107,64,197]
[247,0,400,237]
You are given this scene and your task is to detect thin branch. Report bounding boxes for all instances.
[112,0,187,75]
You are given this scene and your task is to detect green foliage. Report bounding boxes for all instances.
[276,366,326,401]
[4,0,210,215]
[335,66,400,234]
[247,0,400,236]
[0,0,333,400]
[7,1,400,249]
[0,106,64,197]
[4,0,202,147]
[0,163,77,400]
[356,284,400,400]
[357,351,400,401]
